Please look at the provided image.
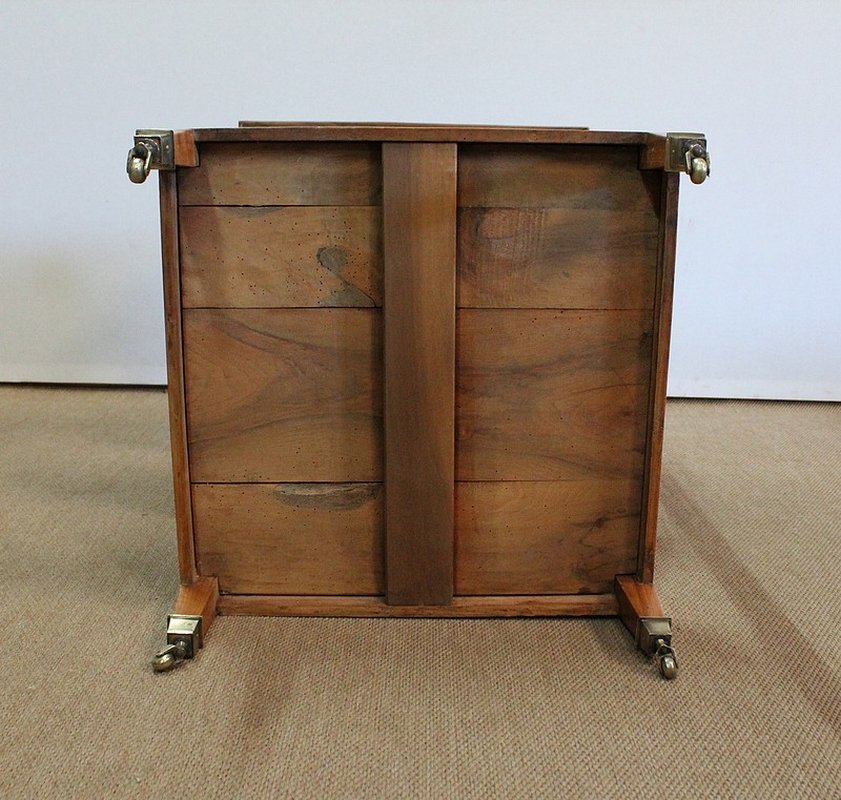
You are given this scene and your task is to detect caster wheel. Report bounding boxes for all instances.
[152,652,176,672]
[658,653,678,680]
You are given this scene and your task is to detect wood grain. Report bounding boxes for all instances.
[159,171,196,584]
[456,309,652,481]
[173,576,219,635]
[638,172,680,582]
[193,483,383,595]
[178,142,381,206]
[614,574,666,640]
[217,593,618,617]
[180,206,382,308]
[457,207,659,309]
[458,145,660,211]
[173,130,199,167]
[382,143,457,606]
[195,125,650,146]
[639,134,667,170]
[183,309,382,482]
[455,481,641,595]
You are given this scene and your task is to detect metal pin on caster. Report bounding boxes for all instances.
[637,618,679,680]
[152,614,204,673]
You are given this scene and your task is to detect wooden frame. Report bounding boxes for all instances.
[152,125,688,663]
[218,594,617,618]
[637,172,680,582]
[158,170,197,585]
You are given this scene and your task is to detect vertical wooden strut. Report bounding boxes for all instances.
[638,171,680,582]
[382,143,457,605]
[159,170,198,584]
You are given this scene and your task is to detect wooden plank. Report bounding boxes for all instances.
[455,481,641,595]
[183,309,382,482]
[458,145,660,211]
[159,171,196,584]
[218,593,618,617]
[193,126,650,146]
[458,207,659,309]
[240,121,589,130]
[178,142,381,206]
[382,143,457,606]
[193,483,383,595]
[180,206,382,308]
[456,309,652,481]
[638,172,680,582]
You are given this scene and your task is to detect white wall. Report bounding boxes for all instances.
[1,0,839,398]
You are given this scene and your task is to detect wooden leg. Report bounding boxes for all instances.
[614,575,678,679]
[174,576,219,632]
[152,577,219,673]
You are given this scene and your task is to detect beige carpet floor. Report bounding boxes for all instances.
[0,386,839,799]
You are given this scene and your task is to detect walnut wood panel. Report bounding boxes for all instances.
[193,483,382,595]
[456,309,652,481]
[183,309,382,482]
[638,172,680,581]
[382,143,457,606]
[217,593,618,617]
[158,171,196,583]
[455,480,641,595]
[458,145,660,212]
[457,207,659,309]
[178,142,381,206]
[180,206,382,308]
[195,125,649,146]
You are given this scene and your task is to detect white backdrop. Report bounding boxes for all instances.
[2,0,839,398]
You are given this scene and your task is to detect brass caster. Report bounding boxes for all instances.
[664,133,710,185]
[636,617,678,681]
[689,155,708,185]
[152,641,187,672]
[152,652,176,672]
[126,130,175,184]
[654,638,679,680]
[126,142,152,184]
[659,653,678,680]
[151,614,204,673]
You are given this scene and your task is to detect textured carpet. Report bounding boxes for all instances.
[0,386,838,799]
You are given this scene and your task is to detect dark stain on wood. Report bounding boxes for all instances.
[273,482,382,511]
[317,245,376,307]
[457,206,659,309]
[317,245,348,272]
[179,205,383,308]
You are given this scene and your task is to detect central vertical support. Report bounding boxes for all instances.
[382,143,457,606]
